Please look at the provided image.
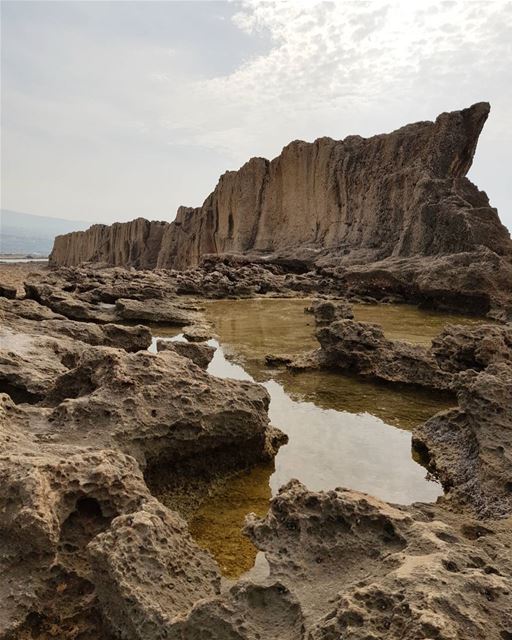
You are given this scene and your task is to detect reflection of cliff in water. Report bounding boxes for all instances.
[273,368,453,431]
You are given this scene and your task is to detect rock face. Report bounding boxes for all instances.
[51,102,512,269]
[49,217,168,269]
[414,363,512,519]
[156,102,510,268]
[48,103,512,315]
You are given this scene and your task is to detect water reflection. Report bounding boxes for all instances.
[206,341,443,504]
[154,299,477,578]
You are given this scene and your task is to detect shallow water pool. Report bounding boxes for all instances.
[153,298,485,578]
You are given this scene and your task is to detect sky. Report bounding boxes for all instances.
[1,0,511,232]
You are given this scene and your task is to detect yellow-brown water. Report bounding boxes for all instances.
[153,299,486,579]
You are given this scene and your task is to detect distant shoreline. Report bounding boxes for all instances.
[0,254,49,263]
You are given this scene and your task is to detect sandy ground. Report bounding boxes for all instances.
[0,262,48,295]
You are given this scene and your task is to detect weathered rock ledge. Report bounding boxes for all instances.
[0,293,285,638]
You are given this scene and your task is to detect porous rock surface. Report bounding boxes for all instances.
[1,282,512,639]
[305,298,354,324]
[0,292,286,639]
[314,319,454,390]
[49,103,512,315]
[245,480,512,640]
[285,315,512,519]
[156,339,215,369]
[0,297,152,402]
[310,318,512,392]
[414,362,512,519]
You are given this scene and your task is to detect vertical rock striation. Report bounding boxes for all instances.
[50,103,512,287]
[51,218,167,268]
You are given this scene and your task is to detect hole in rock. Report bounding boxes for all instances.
[461,524,495,540]
[45,367,99,406]
[0,381,44,405]
[59,497,114,551]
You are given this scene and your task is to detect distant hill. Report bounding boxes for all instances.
[0,210,92,255]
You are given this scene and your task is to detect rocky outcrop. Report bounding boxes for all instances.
[156,339,215,369]
[314,319,455,390]
[88,500,221,638]
[0,294,285,638]
[301,319,512,392]
[23,272,201,326]
[114,297,200,325]
[282,315,512,517]
[414,363,512,518]
[156,103,511,267]
[81,477,512,640]
[305,298,354,324]
[0,297,152,402]
[49,217,168,269]
[49,103,512,313]
[243,481,512,640]
[2,263,512,638]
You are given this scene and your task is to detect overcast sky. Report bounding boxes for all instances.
[2,0,511,231]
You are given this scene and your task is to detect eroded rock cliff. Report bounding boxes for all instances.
[50,218,167,269]
[50,103,511,273]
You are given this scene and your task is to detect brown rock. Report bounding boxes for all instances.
[413,362,512,518]
[245,480,512,639]
[306,298,354,324]
[88,501,221,639]
[49,104,512,315]
[0,283,17,299]
[315,319,454,390]
[49,217,168,269]
[181,322,215,342]
[156,339,215,369]
[431,322,512,372]
[115,297,199,325]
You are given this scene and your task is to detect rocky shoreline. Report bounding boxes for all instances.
[0,264,511,639]
[3,101,512,638]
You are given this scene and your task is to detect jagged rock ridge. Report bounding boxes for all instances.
[50,102,512,273]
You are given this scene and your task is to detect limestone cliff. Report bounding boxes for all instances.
[50,102,511,271]
[50,217,167,269]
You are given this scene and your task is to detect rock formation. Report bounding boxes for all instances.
[156,339,215,369]
[0,291,285,638]
[2,261,512,638]
[51,102,511,269]
[414,363,512,519]
[49,218,168,269]
[305,298,355,324]
[49,103,512,314]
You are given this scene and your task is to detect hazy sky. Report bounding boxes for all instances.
[2,0,511,231]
